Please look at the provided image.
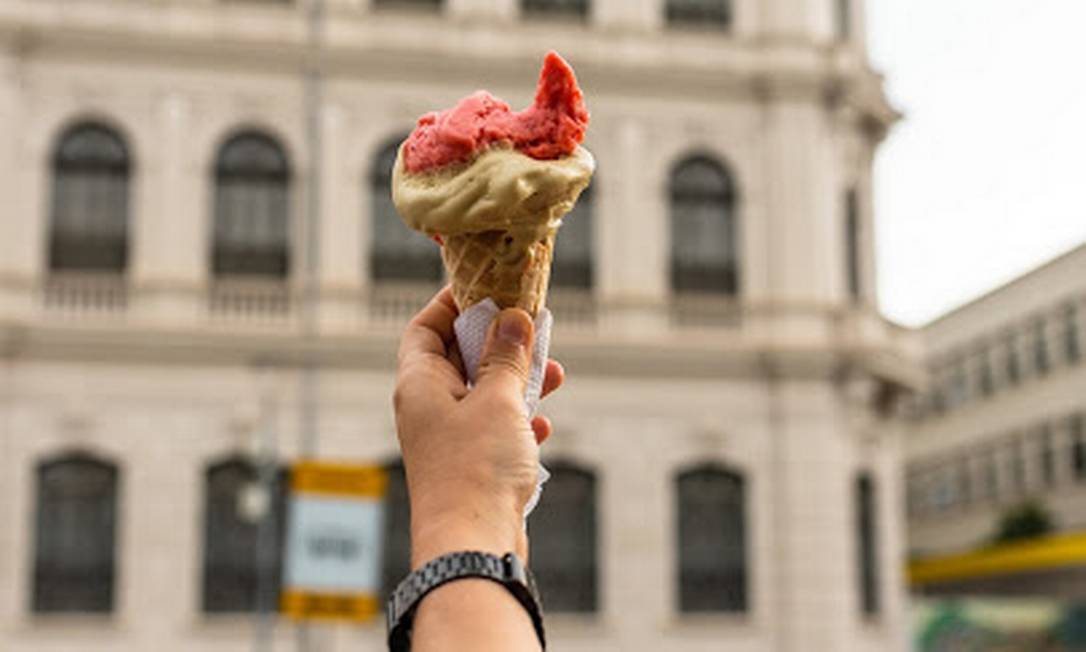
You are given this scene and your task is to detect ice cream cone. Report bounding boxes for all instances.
[441,230,555,317]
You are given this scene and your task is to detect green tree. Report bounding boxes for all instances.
[992,502,1054,545]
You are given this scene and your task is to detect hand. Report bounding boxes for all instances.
[394,287,564,567]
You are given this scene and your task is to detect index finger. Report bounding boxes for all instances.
[398,286,460,365]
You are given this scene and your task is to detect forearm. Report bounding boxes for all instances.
[412,579,541,652]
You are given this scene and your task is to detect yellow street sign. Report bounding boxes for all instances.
[281,461,388,624]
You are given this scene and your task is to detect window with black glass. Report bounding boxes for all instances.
[666,0,731,29]
[552,179,594,290]
[977,346,995,396]
[1039,426,1056,488]
[677,464,747,613]
[670,155,739,295]
[855,473,880,616]
[949,359,969,407]
[957,458,972,506]
[372,0,443,10]
[1005,334,1021,385]
[371,136,443,283]
[844,188,862,301]
[1072,415,1086,482]
[33,452,119,613]
[1065,304,1081,363]
[836,0,852,39]
[521,0,588,19]
[527,461,597,612]
[1009,439,1027,493]
[1033,320,1050,376]
[202,458,288,613]
[380,462,412,601]
[984,450,999,500]
[213,131,291,278]
[49,123,131,273]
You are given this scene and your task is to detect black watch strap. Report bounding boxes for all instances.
[386,551,545,651]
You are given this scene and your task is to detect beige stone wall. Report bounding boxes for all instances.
[0,0,911,650]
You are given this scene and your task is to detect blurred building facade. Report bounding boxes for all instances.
[905,243,1086,596]
[0,0,915,650]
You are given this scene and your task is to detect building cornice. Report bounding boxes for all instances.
[0,318,921,387]
[0,2,890,107]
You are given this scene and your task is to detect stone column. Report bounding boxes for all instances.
[600,115,668,335]
[755,92,839,343]
[448,0,506,22]
[134,93,206,326]
[0,47,37,318]
[318,102,363,333]
[595,0,661,32]
[768,381,854,651]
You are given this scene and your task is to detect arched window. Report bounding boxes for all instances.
[370,137,443,283]
[49,123,131,273]
[552,179,594,290]
[213,131,291,278]
[522,0,588,19]
[669,155,738,295]
[33,452,119,612]
[528,462,597,612]
[666,0,732,28]
[380,461,412,600]
[855,473,880,615]
[676,463,746,612]
[202,458,287,613]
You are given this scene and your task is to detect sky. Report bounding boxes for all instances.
[866,0,1086,327]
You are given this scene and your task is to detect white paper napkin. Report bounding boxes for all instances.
[454,298,552,517]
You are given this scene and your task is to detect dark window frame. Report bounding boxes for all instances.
[1072,415,1086,482]
[201,457,288,613]
[521,0,589,20]
[1033,320,1050,376]
[836,0,852,40]
[527,460,598,613]
[666,0,732,29]
[676,463,747,613]
[371,0,443,10]
[856,473,880,616]
[1009,438,1027,494]
[212,130,292,279]
[1065,305,1081,364]
[552,179,595,290]
[33,452,119,613]
[977,345,995,397]
[1005,333,1022,385]
[370,135,444,284]
[49,122,132,273]
[844,187,862,301]
[380,461,412,602]
[1039,426,1057,488]
[669,154,740,295]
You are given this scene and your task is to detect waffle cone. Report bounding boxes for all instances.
[441,230,555,317]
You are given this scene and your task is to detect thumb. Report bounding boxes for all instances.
[474,308,535,403]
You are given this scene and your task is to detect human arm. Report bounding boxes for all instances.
[393,287,562,651]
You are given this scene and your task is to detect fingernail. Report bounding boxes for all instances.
[497,311,530,346]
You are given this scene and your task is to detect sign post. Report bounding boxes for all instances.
[281,462,387,623]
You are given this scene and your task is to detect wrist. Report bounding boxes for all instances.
[410,500,526,569]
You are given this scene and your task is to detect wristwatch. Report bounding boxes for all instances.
[386,551,546,651]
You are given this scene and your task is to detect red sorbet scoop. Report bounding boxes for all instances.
[401,51,589,174]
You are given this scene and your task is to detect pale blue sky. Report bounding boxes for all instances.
[867,0,1086,326]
